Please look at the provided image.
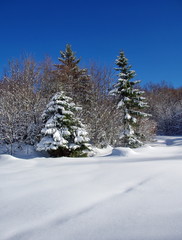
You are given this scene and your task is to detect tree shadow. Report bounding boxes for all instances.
[165,137,182,146]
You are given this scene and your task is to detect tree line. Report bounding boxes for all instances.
[0,45,181,156]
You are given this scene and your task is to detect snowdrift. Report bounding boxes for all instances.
[0,136,182,240]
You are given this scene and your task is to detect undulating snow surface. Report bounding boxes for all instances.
[1,136,182,240]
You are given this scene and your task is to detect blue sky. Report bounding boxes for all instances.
[0,0,182,87]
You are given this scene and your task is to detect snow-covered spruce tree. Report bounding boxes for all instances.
[36,91,92,157]
[109,51,150,148]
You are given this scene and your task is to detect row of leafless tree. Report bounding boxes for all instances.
[145,81,182,136]
[0,56,119,151]
[0,53,181,153]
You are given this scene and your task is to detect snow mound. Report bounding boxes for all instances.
[109,147,137,157]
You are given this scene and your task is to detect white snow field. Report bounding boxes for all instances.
[1,136,182,240]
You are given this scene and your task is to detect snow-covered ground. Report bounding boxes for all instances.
[1,136,182,240]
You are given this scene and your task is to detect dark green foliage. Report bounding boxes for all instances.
[110,51,150,148]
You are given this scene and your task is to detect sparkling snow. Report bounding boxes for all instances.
[1,136,182,240]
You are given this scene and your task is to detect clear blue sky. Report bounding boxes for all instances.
[0,0,182,87]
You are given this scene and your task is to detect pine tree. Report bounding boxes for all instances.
[54,44,92,106]
[36,91,92,157]
[110,51,150,148]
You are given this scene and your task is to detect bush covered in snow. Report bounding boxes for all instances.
[36,91,92,157]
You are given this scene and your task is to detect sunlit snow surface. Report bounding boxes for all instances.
[1,136,182,240]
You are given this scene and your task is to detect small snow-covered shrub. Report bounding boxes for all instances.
[37,91,92,157]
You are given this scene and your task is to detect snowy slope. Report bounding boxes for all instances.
[0,136,182,240]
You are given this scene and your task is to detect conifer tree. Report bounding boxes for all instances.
[110,51,150,148]
[54,44,92,106]
[36,91,92,157]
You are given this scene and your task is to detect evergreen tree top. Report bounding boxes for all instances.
[115,51,136,80]
[58,44,80,66]
[42,91,81,121]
